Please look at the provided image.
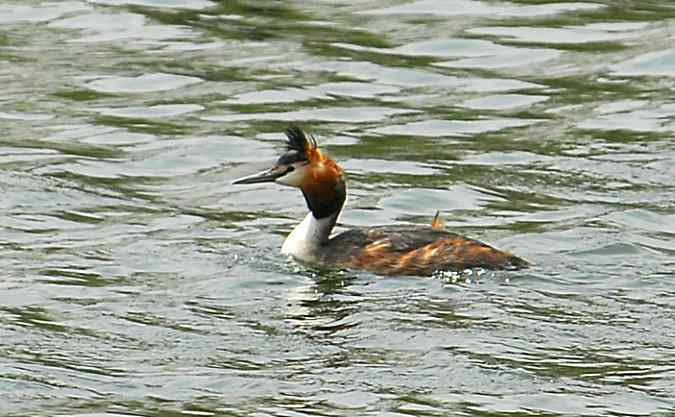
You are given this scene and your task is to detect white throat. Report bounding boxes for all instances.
[281,211,338,262]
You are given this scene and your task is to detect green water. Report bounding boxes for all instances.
[1,1,674,416]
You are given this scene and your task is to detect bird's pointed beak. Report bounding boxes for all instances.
[232,165,288,185]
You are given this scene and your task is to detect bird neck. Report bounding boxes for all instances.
[301,175,345,221]
[281,210,341,261]
[281,177,346,260]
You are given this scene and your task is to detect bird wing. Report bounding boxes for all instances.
[326,226,527,275]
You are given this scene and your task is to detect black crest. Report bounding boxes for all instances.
[285,126,317,153]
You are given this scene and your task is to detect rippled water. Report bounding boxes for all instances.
[1,1,675,416]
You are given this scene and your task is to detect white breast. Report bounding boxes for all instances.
[281,212,335,262]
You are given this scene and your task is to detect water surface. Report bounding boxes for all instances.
[1,1,674,416]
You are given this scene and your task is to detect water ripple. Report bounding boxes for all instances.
[86,73,203,94]
[2,1,675,416]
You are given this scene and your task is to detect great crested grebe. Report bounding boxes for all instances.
[233,127,528,276]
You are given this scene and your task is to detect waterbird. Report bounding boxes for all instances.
[232,127,529,276]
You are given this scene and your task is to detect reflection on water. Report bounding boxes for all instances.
[1,0,675,416]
